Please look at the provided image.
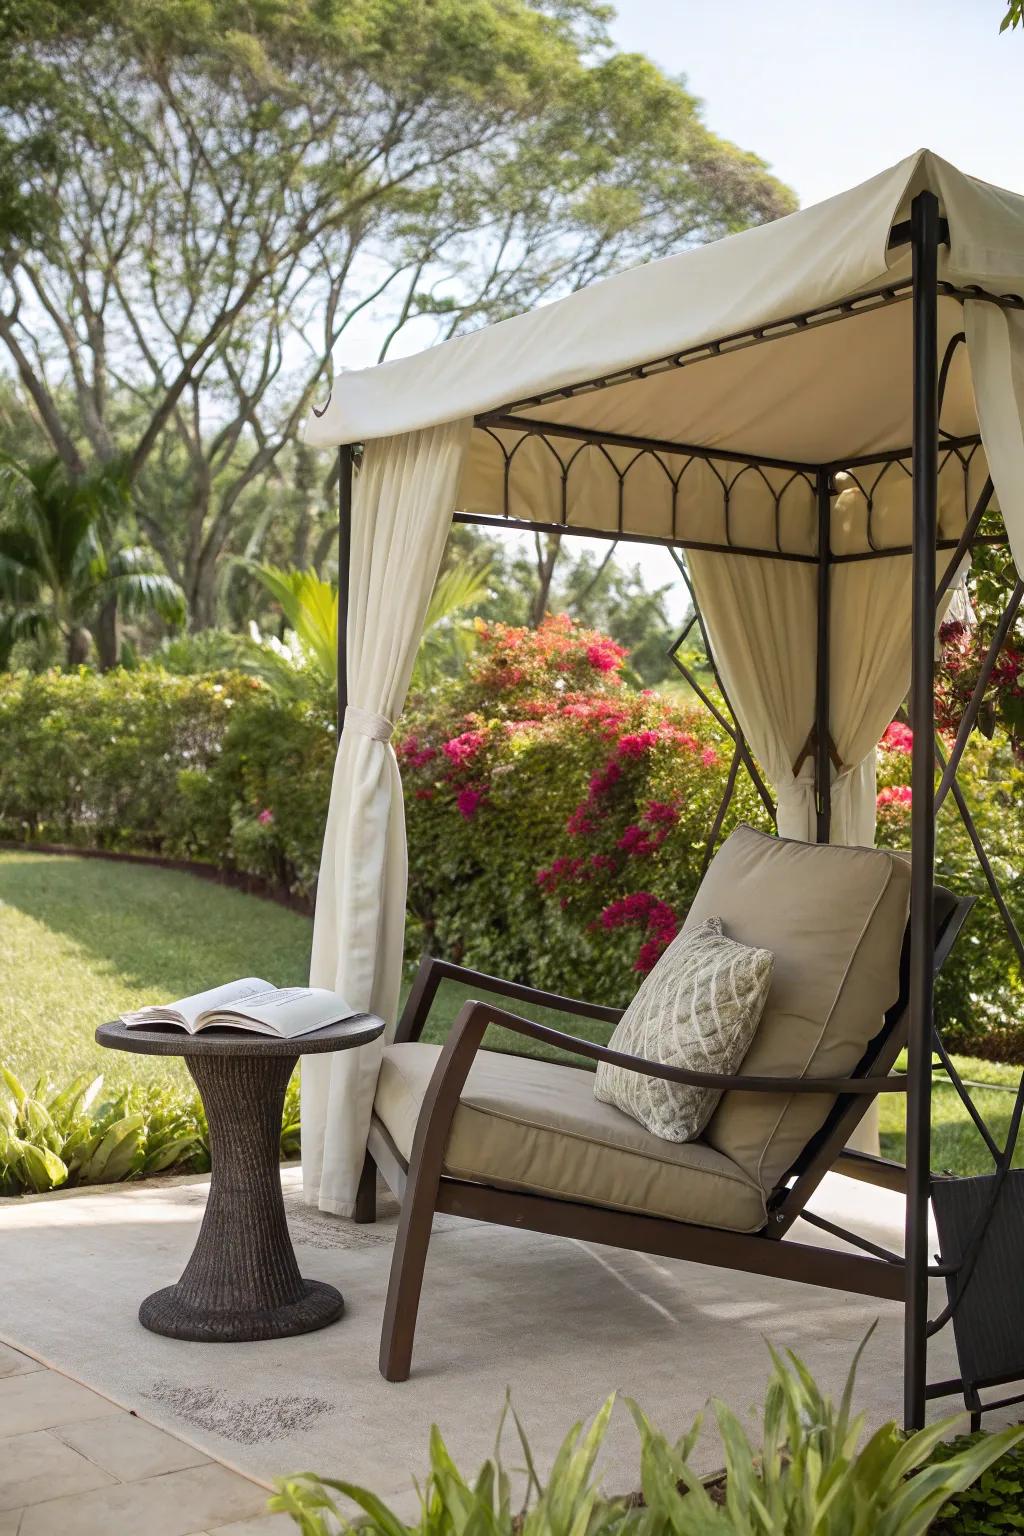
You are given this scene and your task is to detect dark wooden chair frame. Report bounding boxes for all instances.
[356,884,971,1382]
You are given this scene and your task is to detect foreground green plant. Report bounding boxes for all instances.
[270,1335,1024,1536]
[928,1430,1024,1533]
[0,1063,300,1195]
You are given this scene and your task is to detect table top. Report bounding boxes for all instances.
[95,1013,384,1059]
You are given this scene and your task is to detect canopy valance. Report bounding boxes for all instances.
[298,150,1024,1433]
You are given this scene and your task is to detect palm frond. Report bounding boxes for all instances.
[252,563,338,684]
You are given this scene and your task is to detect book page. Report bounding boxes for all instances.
[122,977,273,1030]
[205,986,355,1039]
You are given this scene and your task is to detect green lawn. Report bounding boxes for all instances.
[1,850,1020,1179]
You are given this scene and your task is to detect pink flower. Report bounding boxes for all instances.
[258,808,274,825]
[881,721,913,754]
[701,747,718,767]
[643,801,679,825]
[617,824,653,854]
[456,787,486,819]
[443,729,487,767]
[877,784,912,808]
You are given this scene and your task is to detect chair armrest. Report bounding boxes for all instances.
[394,956,622,1045]
[437,999,909,1096]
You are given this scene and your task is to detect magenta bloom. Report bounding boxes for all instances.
[701,746,718,767]
[258,808,274,825]
[443,729,487,767]
[456,787,485,819]
[617,730,660,758]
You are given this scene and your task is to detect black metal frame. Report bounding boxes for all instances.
[334,192,1024,1429]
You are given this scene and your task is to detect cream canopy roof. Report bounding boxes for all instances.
[305,149,1024,563]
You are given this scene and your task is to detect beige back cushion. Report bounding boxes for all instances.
[689,824,911,1190]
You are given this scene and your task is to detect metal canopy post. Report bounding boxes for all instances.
[337,445,354,727]
[904,189,941,1432]
[814,470,832,843]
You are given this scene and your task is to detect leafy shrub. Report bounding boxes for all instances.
[0,1062,300,1194]
[270,1334,1024,1535]
[930,1431,1024,1533]
[0,667,334,898]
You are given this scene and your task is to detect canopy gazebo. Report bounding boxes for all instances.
[301,150,1024,1429]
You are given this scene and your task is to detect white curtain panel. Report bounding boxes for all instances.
[685,553,819,840]
[303,418,471,1215]
[967,303,1024,574]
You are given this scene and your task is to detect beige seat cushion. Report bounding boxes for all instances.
[691,824,911,1191]
[375,1042,767,1233]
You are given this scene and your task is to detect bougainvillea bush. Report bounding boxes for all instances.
[399,614,771,1003]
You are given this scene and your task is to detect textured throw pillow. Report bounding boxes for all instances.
[594,916,774,1143]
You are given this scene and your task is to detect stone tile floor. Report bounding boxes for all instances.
[0,1342,286,1536]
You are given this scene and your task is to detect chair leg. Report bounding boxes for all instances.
[378,1159,439,1381]
[353,1149,378,1225]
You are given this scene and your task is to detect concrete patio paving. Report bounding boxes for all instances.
[0,1341,285,1535]
[0,1167,1011,1534]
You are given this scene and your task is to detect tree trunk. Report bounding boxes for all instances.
[190,549,220,632]
[67,626,92,667]
[530,534,560,628]
[94,594,119,670]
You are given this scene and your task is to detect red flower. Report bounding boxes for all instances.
[566,804,596,837]
[617,824,653,854]
[643,800,679,825]
[617,730,660,758]
[586,638,626,674]
[877,784,912,808]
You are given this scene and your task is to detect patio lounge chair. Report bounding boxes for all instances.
[359,824,971,1382]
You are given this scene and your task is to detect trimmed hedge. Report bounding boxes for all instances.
[0,667,335,897]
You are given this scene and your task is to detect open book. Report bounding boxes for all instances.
[120,977,359,1040]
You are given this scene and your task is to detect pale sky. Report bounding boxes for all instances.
[609,0,1022,210]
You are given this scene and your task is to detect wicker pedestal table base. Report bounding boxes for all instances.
[95,1013,384,1343]
[142,1053,342,1341]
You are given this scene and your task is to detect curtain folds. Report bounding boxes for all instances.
[685,553,819,841]
[302,419,471,1216]
[967,303,1024,574]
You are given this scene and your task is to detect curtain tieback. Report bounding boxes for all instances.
[344,705,394,743]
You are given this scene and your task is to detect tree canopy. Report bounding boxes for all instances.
[0,0,794,629]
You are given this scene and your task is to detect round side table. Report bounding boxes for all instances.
[96,1014,383,1343]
